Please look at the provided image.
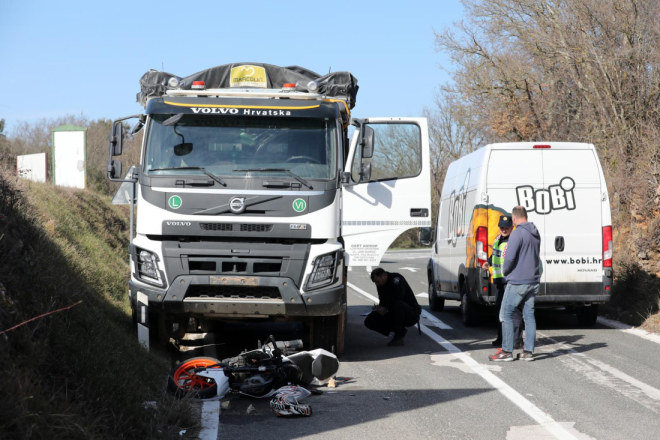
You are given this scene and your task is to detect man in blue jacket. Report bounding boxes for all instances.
[489,206,541,362]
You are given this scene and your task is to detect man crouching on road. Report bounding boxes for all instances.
[365,268,421,346]
[489,206,541,362]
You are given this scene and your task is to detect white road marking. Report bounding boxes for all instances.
[430,351,502,374]
[537,332,660,414]
[400,267,419,272]
[198,400,220,440]
[597,316,660,345]
[506,422,597,440]
[416,292,429,298]
[347,266,352,272]
[347,282,580,440]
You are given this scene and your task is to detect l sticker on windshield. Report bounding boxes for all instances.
[169,195,182,210]
[516,177,576,215]
[292,198,306,212]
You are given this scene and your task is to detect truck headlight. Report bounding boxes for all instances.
[139,250,158,279]
[306,252,339,290]
[133,247,165,288]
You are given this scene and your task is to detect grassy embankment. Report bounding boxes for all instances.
[0,171,194,440]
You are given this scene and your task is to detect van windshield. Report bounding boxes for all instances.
[144,115,337,180]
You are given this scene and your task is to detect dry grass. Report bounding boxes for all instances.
[0,169,195,440]
[641,312,660,334]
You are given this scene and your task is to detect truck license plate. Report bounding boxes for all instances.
[210,276,258,286]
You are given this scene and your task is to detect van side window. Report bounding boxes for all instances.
[351,123,422,182]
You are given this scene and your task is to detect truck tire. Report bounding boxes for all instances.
[310,312,345,356]
[576,305,598,327]
[131,305,137,328]
[429,282,445,312]
[460,283,479,327]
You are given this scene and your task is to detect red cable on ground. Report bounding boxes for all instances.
[0,300,83,335]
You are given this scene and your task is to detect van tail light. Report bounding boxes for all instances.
[476,226,488,267]
[603,226,613,267]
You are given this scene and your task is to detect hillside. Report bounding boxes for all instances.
[0,170,192,440]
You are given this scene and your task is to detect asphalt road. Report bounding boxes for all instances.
[183,249,660,440]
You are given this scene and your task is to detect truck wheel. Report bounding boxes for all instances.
[310,312,345,356]
[148,313,176,347]
[460,283,479,327]
[429,283,445,312]
[131,305,137,328]
[576,305,598,327]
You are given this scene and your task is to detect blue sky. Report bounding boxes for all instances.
[0,0,463,133]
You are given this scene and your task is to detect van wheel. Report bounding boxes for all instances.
[576,305,598,327]
[429,283,445,312]
[310,312,345,356]
[460,283,479,327]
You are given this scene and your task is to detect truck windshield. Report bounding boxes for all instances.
[144,115,337,180]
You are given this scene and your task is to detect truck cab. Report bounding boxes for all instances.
[108,63,431,354]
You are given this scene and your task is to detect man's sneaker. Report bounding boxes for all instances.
[489,350,514,362]
[387,328,407,346]
[517,351,534,361]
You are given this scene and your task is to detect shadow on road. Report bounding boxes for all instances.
[217,387,493,438]
[422,304,609,361]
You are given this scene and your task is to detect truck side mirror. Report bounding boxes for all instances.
[108,159,122,180]
[419,227,433,246]
[110,121,124,156]
[359,162,371,183]
[361,125,375,159]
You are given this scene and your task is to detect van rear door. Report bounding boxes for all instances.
[540,147,603,298]
[342,118,432,266]
[486,149,547,292]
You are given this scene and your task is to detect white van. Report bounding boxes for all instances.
[423,142,613,326]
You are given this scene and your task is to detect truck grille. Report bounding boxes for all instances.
[199,223,273,232]
[200,223,233,231]
[185,285,282,300]
[240,224,273,232]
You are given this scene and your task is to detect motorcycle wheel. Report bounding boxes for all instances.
[167,357,222,399]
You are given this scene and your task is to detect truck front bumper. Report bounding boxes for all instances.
[129,275,345,318]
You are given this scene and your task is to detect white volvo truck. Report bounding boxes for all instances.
[108,63,431,353]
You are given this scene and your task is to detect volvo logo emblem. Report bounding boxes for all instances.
[229,197,246,214]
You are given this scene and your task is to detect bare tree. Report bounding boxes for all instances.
[434,0,660,315]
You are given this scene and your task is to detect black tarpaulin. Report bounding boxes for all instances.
[137,63,358,109]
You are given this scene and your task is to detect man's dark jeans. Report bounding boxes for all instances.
[365,301,418,336]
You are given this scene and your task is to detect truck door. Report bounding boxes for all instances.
[486,149,547,293]
[342,118,432,266]
[541,148,603,298]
